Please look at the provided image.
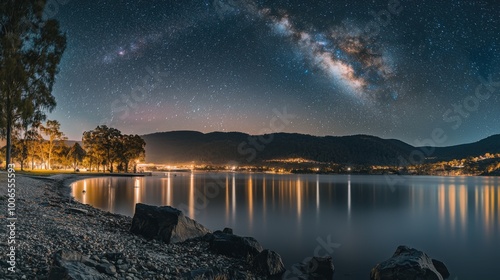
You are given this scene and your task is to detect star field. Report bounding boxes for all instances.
[49,0,499,146]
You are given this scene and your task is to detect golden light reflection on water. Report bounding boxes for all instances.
[459,185,467,232]
[225,175,229,223]
[347,175,351,220]
[71,175,499,241]
[232,174,236,223]
[189,173,195,220]
[133,178,141,207]
[262,176,267,222]
[436,178,499,239]
[438,184,445,226]
[316,175,320,213]
[247,175,253,228]
[296,178,302,220]
[82,180,87,205]
[449,184,456,230]
[167,175,172,206]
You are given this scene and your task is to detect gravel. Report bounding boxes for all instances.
[0,173,265,279]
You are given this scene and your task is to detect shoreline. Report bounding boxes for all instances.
[0,173,265,279]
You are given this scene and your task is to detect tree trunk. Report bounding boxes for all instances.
[48,145,52,170]
[5,110,12,170]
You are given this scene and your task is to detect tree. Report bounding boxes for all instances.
[83,125,121,172]
[0,0,66,169]
[26,126,43,170]
[68,142,85,171]
[118,134,146,172]
[40,120,66,169]
[82,126,146,173]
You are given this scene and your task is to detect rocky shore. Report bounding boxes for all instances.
[0,173,272,279]
[0,173,450,280]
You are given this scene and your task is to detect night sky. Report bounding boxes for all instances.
[49,0,499,146]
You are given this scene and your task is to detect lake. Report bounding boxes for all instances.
[71,173,500,279]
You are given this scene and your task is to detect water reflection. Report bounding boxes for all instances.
[434,178,499,240]
[71,174,500,280]
[248,175,253,228]
[232,174,236,223]
[72,175,500,238]
[347,175,351,220]
[189,173,195,219]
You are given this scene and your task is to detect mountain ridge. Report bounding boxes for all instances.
[140,131,500,165]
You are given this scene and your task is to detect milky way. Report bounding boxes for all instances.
[49,0,499,145]
[215,0,399,103]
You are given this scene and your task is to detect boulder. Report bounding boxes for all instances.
[95,263,117,276]
[305,256,335,279]
[370,245,449,280]
[208,230,263,259]
[283,256,335,280]
[130,203,210,243]
[252,249,286,277]
[48,250,106,280]
[432,259,450,279]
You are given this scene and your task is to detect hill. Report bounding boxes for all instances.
[141,131,500,165]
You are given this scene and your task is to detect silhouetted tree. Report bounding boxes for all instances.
[0,0,66,169]
[83,126,146,173]
[40,120,66,169]
[118,134,146,172]
[68,142,85,171]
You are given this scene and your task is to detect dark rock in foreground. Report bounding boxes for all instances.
[130,203,210,243]
[48,250,107,280]
[282,256,335,280]
[206,229,263,259]
[306,256,335,280]
[432,259,450,279]
[252,249,286,277]
[370,245,450,280]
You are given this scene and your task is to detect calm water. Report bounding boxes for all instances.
[72,173,500,279]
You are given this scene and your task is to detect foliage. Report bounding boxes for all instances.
[67,142,85,171]
[82,125,145,172]
[0,0,66,169]
[40,119,66,169]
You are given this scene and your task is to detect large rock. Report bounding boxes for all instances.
[130,203,210,243]
[305,256,335,279]
[48,250,107,280]
[370,245,450,280]
[207,229,263,259]
[252,249,286,277]
[432,259,450,279]
[283,256,335,280]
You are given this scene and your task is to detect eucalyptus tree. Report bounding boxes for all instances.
[0,0,66,169]
[40,120,66,169]
[68,142,86,171]
[117,134,146,172]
